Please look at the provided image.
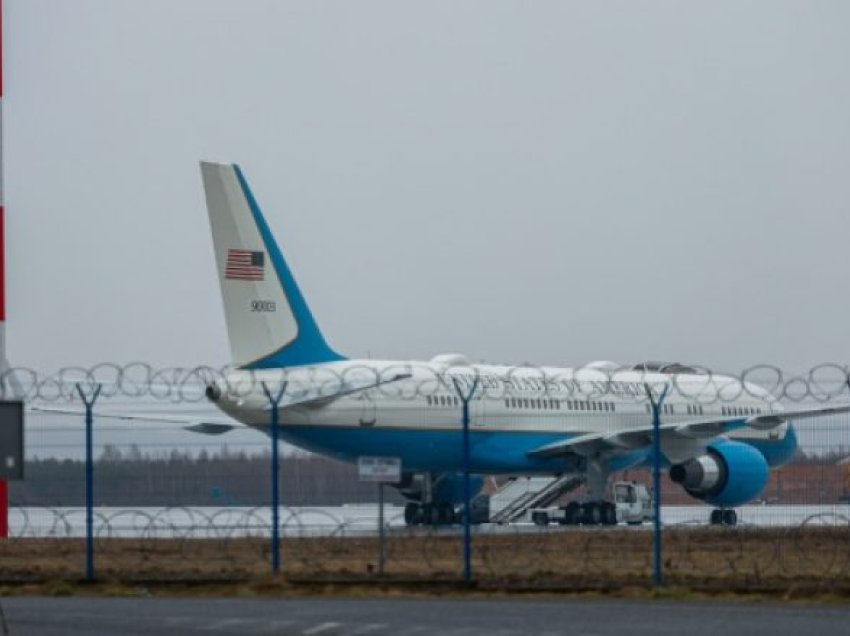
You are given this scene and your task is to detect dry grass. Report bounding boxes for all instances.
[0,527,848,590]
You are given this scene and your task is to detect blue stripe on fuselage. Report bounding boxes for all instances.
[270,422,799,475]
[275,424,573,473]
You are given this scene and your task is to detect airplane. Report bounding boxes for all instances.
[195,160,850,528]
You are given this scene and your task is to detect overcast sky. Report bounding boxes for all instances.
[5,1,850,374]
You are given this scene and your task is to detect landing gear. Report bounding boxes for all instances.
[710,508,737,526]
[404,502,422,526]
[404,502,458,526]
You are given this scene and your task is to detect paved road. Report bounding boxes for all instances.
[3,596,850,635]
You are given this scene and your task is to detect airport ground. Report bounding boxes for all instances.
[2,525,850,590]
[5,596,850,635]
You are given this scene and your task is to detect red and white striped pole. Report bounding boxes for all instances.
[0,0,11,539]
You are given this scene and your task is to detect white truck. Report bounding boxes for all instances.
[529,481,653,526]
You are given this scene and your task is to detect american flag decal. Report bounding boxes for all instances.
[225,249,265,281]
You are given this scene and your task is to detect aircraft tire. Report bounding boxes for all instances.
[404,503,420,526]
[437,503,455,525]
[722,509,737,526]
[424,504,441,526]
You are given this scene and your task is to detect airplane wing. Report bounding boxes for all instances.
[528,402,850,458]
[27,372,414,434]
[28,405,239,435]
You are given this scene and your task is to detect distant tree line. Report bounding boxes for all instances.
[10,445,402,507]
[9,445,843,508]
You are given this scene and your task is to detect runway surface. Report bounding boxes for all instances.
[4,596,850,635]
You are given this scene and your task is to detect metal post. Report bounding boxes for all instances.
[75,382,102,583]
[261,381,287,574]
[644,382,668,588]
[451,375,480,583]
[377,482,385,576]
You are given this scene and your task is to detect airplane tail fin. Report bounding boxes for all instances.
[200,161,345,369]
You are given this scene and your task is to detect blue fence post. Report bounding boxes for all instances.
[644,382,669,588]
[75,382,102,583]
[261,380,287,574]
[451,374,480,583]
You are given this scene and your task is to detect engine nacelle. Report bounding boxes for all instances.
[669,440,769,507]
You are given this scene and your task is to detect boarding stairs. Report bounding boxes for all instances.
[488,474,585,524]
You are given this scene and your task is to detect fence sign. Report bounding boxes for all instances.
[357,456,401,483]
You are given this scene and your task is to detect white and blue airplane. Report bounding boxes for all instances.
[147,161,850,527]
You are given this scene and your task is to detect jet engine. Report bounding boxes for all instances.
[669,440,769,507]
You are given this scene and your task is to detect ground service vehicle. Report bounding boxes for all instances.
[530,481,653,526]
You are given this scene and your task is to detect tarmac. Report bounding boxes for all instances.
[4,596,850,635]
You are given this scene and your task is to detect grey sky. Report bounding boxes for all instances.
[6,1,850,373]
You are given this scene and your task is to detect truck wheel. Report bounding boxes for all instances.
[581,502,602,525]
[601,502,617,525]
[563,502,582,525]
[532,512,549,526]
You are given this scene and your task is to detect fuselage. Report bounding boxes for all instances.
[209,357,797,475]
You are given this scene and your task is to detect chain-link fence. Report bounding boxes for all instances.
[2,362,850,588]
